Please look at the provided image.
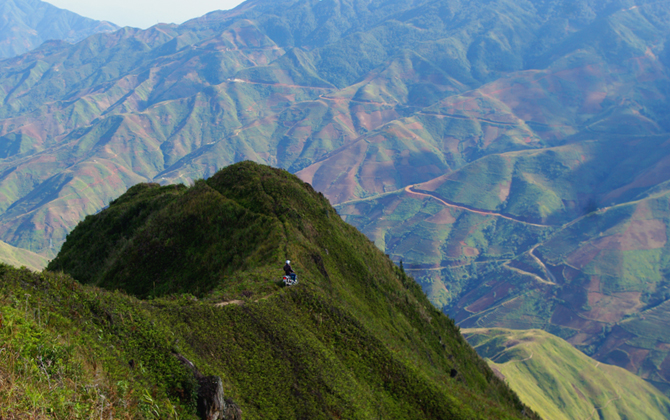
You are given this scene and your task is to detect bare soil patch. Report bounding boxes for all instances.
[463,246,479,257]
[567,243,602,269]
[585,292,642,323]
[586,276,601,293]
[215,300,244,307]
[490,366,506,381]
[466,282,512,313]
[591,219,667,251]
[620,345,650,372]
[425,207,456,224]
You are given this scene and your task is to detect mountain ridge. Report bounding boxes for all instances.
[24,161,538,419]
[1,0,670,400]
[0,0,119,58]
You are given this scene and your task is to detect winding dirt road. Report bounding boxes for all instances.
[403,185,560,284]
[404,185,552,228]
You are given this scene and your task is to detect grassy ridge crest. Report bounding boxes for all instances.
[25,161,538,419]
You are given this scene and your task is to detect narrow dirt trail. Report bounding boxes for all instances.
[505,351,533,364]
[417,111,521,126]
[226,78,333,90]
[338,185,559,284]
[503,263,556,285]
[214,300,243,307]
[404,186,560,284]
[319,96,398,107]
[582,394,621,420]
[528,245,558,284]
[459,296,522,325]
[404,185,553,228]
[403,259,509,272]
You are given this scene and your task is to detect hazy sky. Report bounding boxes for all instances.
[46,0,246,29]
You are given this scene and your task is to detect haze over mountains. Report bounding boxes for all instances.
[1,0,670,402]
[0,0,118,58]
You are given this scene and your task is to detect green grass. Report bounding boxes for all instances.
[0,240,48,272]
[27,162,539,419]
[464,328,670,420]
[0,268,191,419]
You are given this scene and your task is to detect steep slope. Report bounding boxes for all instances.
[341,176,670,393]
[38,161,537,419]
[2,0,670,398]
[0,0,118,58]
[464,328,670,420]
[0,238,47,270]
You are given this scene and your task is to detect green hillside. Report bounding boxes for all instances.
[0,239,48,271]
[11,161,537,420]
[2,0,670,401]
[464,328,670,420]
[340,182,670,395]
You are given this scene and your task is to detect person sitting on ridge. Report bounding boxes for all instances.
[284,260,297,283]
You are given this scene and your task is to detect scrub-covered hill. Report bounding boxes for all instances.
[464,328,670,420]
[4,0,670,401]
[29,161,537,419]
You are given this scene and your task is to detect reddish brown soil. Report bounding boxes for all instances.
[590,219,667,251]
[466,282,512,313]
[586,276,601,293]
[425,207,457,225]
[585,292,642,323]
[659,355,670,381]
[551,305,601,332]
[602,154,670,202]
[567,243,602,269]
[463,246,479,257]
[619,344,650,372]
[581,91,607,114]
[593,326,636,359]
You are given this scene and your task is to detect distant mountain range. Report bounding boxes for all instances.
[0,0,118,58]
[1,0,670,400]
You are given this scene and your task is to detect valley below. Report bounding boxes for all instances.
[2,0,670,417]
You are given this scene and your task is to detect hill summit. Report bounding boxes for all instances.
[37,161,537,419]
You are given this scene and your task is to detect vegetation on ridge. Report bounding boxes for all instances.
[3,0,670,409]
[6,161,538,419]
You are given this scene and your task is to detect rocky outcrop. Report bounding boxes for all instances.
[175,353,242,420]
[196,375,226,420]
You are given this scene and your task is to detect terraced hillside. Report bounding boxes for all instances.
[0,161,538,419]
